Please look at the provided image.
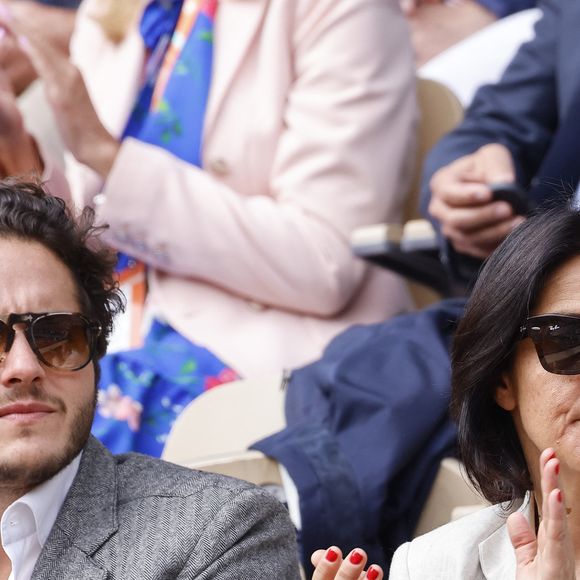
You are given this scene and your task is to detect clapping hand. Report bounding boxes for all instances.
[311,547,383,580]
[507,448,576,579]
[0,1,120,178]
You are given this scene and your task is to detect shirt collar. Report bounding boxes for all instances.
[15,452,82,548]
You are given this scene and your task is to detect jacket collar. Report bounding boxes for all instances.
[203,0,268,137]
[31,437,118,580]
[479,495,532,579]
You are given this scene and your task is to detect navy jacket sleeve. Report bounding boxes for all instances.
[419,0,559,283]
[34,0,81,7]
[478,0,536,18]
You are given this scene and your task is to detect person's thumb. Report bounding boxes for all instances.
[507,511,537,569]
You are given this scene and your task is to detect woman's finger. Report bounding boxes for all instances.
[541,488,575,578]
[507,511,537,569]
[311,547,343,580]
[540,449,559,531]
[311,549,327,567]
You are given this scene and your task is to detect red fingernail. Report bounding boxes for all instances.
[350,551,363,565]
[367,566,380,580]
[326,549,338,563]
[555,462,560,475]
[547,450,556,461]
[557,490,563,503]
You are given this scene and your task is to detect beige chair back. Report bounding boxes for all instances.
[413,458,488,536]
[405,78,464,307]
[162,372,286,466]
[405,78,464,221]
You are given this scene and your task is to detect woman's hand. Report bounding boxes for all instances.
[507,448,576,579]
[0,3,120,178]
[311,547,383,580]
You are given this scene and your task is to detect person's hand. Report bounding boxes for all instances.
[0,1,76,96]
[507,448,575,579]
[311,547,383,580]
[0,2,120,178]
[400,0,442,18]
[408,0,496,66]
[428,143,526,259]
[0,60,40,176]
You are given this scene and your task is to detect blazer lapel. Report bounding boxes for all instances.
[478,495,532,579]
[31,438,119,580]
[203,0,268,138]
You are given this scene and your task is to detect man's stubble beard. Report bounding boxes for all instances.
[0,383,96,490]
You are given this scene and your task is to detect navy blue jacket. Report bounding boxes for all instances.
[35,0,81,7]
[254,299,465,575]
[421,0,580,279]
[479,0,535,17]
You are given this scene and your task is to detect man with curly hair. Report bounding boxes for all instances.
[0,179,300,580]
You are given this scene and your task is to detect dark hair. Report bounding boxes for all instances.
[451,205,580,504]
[0,178,125,365]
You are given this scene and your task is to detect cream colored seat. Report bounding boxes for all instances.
[162,371,286,466]
[352,78,464,307]
[162,373,487,539]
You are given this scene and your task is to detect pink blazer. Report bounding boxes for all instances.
[49,0,417,376]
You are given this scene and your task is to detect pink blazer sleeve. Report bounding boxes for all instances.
[77,0,417,317]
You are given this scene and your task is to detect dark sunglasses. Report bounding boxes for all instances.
[519,314,580,375]
[0,312,102,371]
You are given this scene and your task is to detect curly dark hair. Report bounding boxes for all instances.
[451,205,580,505]
[0,178,125,367]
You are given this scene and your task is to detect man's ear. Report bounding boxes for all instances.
[494,372,517,412]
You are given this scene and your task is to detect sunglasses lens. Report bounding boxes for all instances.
[32,314,93,370]
[536,319,580,375]
[0,320,10,357]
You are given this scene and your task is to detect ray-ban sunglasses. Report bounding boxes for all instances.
[0,312,102,371]
[520,314,580,375]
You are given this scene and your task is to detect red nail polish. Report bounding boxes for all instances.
[350,551,363,565]
[555,462,560,475]
[367,566,380,580]
[557,490,563,503]
[547,450,557,461]
[326,549,338,563]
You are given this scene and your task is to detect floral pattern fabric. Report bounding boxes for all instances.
[92,0,239,458]
[93,320,238,457]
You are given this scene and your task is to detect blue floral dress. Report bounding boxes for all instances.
[92,0,239,458]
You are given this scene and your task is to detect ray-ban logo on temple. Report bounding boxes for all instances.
[519,314,580,375]
[0,312,102,371]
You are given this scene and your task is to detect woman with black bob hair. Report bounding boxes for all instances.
[389,205,580,578]
[312,206,580,579]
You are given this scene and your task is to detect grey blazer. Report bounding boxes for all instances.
[389,498,532,580]
[30,437,301,579]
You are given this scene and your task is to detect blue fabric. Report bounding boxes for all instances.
[34,0,81,7]
[93,320,238,457]
[476,0,536,18]
[420,0,580,285]
[93,1,234,458]
[140,0,183,50]
[253,298,465,575]
[123,0,216,167]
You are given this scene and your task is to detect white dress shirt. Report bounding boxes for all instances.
[1,454,81,580]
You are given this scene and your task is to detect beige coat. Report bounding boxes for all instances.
[390,499,531,579]
[48,0,417,375]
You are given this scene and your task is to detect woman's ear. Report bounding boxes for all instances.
[494,372,517,411]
